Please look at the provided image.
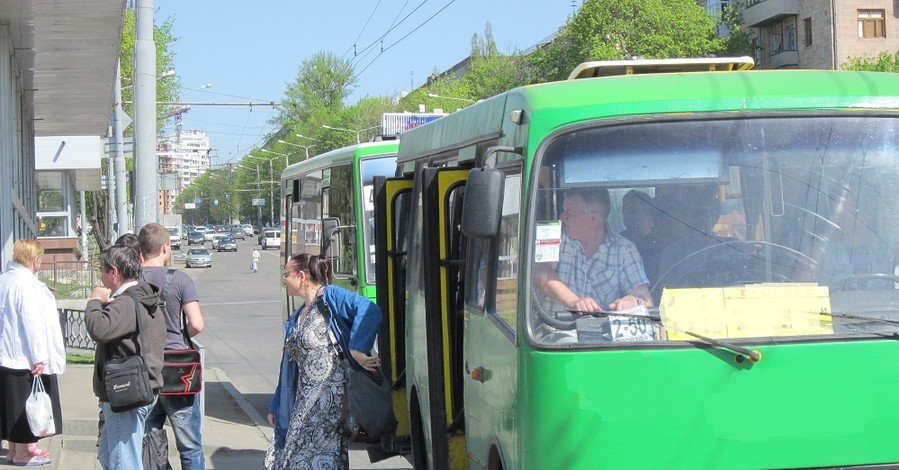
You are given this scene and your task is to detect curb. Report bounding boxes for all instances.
[208,367,273,443]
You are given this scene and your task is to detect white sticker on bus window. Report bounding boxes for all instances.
[534,221,562,263]
[608,306,657,342]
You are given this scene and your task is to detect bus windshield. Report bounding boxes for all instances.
[528,115,899,347]
[360,155,398,283]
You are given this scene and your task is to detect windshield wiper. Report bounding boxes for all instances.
[572,307,763,364]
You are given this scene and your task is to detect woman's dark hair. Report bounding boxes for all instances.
[100,245,142,281]
[288,254,332,285]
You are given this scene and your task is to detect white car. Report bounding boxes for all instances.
[242,224,255,236]
[261,229,281,250]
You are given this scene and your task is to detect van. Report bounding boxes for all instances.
[261,229,280,250]
[165,226,181,250]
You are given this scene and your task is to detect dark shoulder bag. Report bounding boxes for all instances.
[316,295,397,441]
[103,295,155,412]
[157,269,203,396]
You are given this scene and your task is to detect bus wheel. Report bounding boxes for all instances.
[409,394,428,469]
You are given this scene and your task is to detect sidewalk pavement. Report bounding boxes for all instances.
[28,364,272,470]
[3,364,412,470]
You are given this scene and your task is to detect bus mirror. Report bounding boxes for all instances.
[322,217,342,261]
[462,167,505,239]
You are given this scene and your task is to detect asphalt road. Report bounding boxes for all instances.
[178,236,411,469]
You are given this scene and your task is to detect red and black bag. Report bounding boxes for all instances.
[157,269,203,396]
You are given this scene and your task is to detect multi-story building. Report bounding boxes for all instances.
[739,0,897,69]
[157,130,212,215]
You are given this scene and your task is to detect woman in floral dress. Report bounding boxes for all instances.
[266,254,382,469]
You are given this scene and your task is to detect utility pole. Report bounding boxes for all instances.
[133,0,158,229]
[113,60,130,235]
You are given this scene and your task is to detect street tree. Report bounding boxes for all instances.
[843,50,899,73]
[530,0,724,82]
[275,51,357,135]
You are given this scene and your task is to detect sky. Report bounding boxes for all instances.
[153,0,574,165]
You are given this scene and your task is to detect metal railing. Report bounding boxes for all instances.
[59,308,97,350]
[39,260,97,299]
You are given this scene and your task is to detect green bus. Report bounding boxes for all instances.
[371,57,899,469]
[279,140,399,305]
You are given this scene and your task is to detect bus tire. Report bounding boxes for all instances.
[409,392,428,470]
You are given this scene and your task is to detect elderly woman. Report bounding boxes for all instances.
[0,240,65,466]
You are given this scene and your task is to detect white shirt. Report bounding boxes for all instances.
[0,261,66,374]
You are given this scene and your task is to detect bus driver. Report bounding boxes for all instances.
[534,188,652,313]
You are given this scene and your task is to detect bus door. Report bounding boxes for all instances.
[373,176,413,449]
[418,167,470,469]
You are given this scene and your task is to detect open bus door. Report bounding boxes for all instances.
[412,167,469,470]
[373,175,413,457]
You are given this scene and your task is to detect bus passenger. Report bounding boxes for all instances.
[535,188,652,313]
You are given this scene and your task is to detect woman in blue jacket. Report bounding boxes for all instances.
[265,254,382,469]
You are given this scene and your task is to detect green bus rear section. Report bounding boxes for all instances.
[521,339,899,469]
[334,68,899,469]
[280,140,398,316]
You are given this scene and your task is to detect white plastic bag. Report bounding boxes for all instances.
[25,378,55,437]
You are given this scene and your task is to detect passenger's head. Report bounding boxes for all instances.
[99,245,142,289]
[561,188,611,244]
[114,233,140,253]
[13,239,44,273]
[285,254,333,287]
[622,189,654,237]
[138,223,170,260]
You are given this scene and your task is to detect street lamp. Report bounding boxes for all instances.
[261,148,290,167]
[239,163,262,228]
[322,124,380,144]
[278,140,316,160]
[295,134,319,142]
[246,152,277,226]
[427,93,477,104]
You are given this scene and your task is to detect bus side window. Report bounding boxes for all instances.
[491,171,521,335]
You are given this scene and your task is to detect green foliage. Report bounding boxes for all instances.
[274,51,357,132]
[843,50,899,72]
[531,0,725,82]
[67,353,94,364]
[721,0,754,57]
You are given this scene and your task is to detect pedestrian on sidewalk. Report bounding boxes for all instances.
[251,248,260,273]
[139,223,206,470]
[0,240,65,467]
[265,254,382,469]
[85,245,165,470]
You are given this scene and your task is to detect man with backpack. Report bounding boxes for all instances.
[138,223,206,470]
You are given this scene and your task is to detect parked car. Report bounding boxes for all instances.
[187,231,205,246]
[217,237,238,252]
[261,229,281,250]
[230,227,246,240]
[185,248,211,268]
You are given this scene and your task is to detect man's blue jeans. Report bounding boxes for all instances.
[98,396,157,470]
[145,394,205,470]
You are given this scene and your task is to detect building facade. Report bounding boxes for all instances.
[157,129,211,215]
[741,0,898,69]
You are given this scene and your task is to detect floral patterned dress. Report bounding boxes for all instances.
[266,304,348,470]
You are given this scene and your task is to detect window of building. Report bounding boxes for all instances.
[804,17,813,46]
[858,10,886,38]
[784,18,797,51]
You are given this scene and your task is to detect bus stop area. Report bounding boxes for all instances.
[36,364,270,470]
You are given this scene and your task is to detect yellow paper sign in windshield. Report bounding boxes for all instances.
[661,283,833,340]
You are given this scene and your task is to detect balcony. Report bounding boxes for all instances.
[770,50,799,69]
[743,0,799,27]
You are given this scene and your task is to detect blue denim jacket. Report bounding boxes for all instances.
[268,285,382,450]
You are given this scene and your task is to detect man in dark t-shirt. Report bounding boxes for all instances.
[138,223,206,470]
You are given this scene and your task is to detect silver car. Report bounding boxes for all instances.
[185,248,212,268]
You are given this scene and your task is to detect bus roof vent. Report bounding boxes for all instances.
[568,56,755,80]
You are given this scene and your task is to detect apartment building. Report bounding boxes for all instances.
[157,130,212,215]
[741,0,898,69]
